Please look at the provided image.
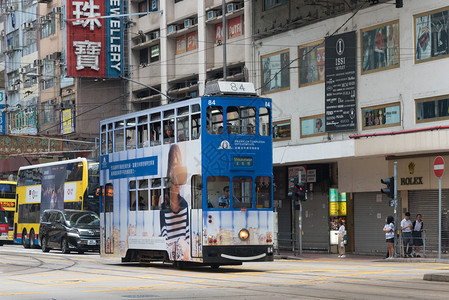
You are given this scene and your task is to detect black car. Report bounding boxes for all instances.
[39,209,100,254]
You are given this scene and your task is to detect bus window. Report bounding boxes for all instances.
[129,180,136,211]
[177,111,189,142]
[114,121,124,152]
[207,106,223,135]
[105,183,113,213]
[256,176,272,209]
[206,176,229,209]
[259,107,271,136]
[126,118,136,150]
[151,178,161,210]
[67,162,83,182]
[138,180,149,211]
[163,119,175,144]
[233,177,253,209]
[150,120,161,146]
[0,183,15,199]
[137,117,149,148]
[191,109,200,140]
[227,106,256,135]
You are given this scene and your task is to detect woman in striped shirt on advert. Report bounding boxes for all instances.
[160,144,190,261]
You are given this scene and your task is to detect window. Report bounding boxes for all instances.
[139,48,148,65]
[298,40,325,87]
[138,180,149,211]
[259,107,271,136]
[176,32,197,55]
[191,175,202,209]
[256,176,271,209]
[362,103,400,129]
[273,120,290,141]
[41,59,55,90]
[227,106,256,135]
[207,106,223,134]
[361,20,400,74]
[416,95,449,123]
[40,14,56,39]
[177,106,189,142]
[114,121,124,152]
[126,118,136,150]
[104,184,113,213]
[261,50,290,94]
[129,181,137,211]
[191,104,200,140]
[138,1,147,17]
[207,176,229,209]
[108,124,113,153]
[163,111,174,144]
[300,114,326,138]
[150,178,161,210]
[42,101,56,123]
[137,116,149,148]
[264,0,287,10]
[150,45,160,62]
[415,7,449,63]
[150,113,161,146]
[232,177,253,209]
[22,22,37,56]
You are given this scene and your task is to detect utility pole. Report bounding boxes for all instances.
[222,0,227,80]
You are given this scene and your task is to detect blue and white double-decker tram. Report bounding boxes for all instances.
[99,82,274,268]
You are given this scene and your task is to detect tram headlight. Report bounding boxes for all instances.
[238,229,249,241]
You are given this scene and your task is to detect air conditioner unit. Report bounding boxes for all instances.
[7,85,17,92]
[184,18,195,28]
[52,7,62,14]
[34,59,43,67]
[7,5,15,12]
[168,25,179,35]
[19,67,27,74]
[207,10,217,20]
[21,23,27,30]
[227,3,241,13]
[27,22,34,29]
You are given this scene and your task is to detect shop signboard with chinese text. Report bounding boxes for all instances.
[67,0,123,78]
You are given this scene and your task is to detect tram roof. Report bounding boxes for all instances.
[18,157,88,171]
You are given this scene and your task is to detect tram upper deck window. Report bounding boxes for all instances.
[206,106,223,134]
[126,118,136,150]
[233,177,253,209]
[207,176,230,209]
[101,125,106,154]
[114,121,125,152]
[191,104,200,140]
[177,106,189,142]
[256,176,272,208]
[259,107,271,136]
[163,119,175,144]
[150,113,161,146]
[137,115,149,148]
[150,178,161,210]
[108,124,113,153]
[227,106,256,135]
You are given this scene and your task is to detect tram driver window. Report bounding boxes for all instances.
[206,176,230,208]
[233,177,253,209]
[206,106,223,135]
[227,106,256,135]
[256,176,272,208]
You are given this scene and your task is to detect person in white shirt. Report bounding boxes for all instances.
[383,216,395,259]
[401,212,413,258]
[337,219,346,258]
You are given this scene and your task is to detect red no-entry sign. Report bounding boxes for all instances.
[434,156,445,178]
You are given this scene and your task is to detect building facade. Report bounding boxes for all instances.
[254,0,449,254]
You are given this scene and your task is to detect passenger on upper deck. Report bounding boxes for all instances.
[164,125,174,144]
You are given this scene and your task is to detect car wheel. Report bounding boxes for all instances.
[210,264,220,269]
[78,250,85,254]
[29,229,35,248]
[41,236,50,252]
[61,237,70,254]
[22,230,30,249]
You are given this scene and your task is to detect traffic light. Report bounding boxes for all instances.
[295,182,307,201]
[381,176,395,199]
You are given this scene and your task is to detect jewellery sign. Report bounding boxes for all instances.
[67,0,123,78]
[325,31,357,132]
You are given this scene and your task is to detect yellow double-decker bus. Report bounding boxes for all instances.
[0,181,17,242]
[14,158,99,248]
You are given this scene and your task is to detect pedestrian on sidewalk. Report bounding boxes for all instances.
[383,216,395,259]
[337,219,346,258]
[412,213,423,257]
[401,212,413,257]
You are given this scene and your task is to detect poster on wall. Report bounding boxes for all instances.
[300,115,325,138]
[325,31,357,132]
[67,0,123,78]
[60,108,75,135]
[298,40,325,87]
[361,21,400,74]
[362,104,400,129]
[415,7,449,62]
[260,50,290,94]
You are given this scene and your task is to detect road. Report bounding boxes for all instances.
[1,244,449,299]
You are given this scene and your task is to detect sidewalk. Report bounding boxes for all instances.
[274,251,449,282]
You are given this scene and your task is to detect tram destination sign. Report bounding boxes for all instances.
[325,31,357,132]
